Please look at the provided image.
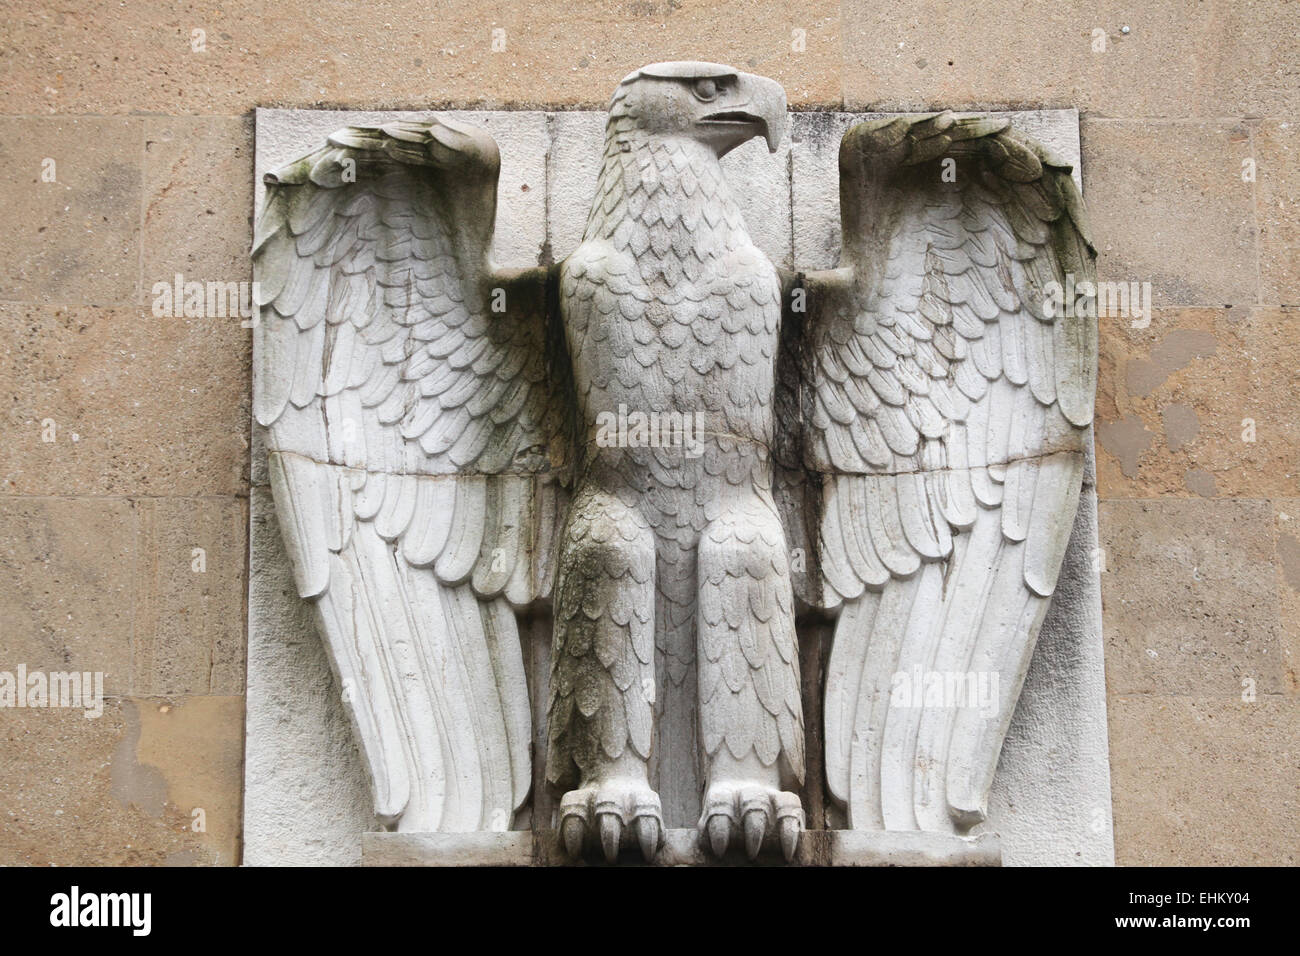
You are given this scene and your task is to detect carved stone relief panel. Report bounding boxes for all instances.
[245,64,1113,867]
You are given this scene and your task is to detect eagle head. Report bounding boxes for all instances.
[612,61,787,157]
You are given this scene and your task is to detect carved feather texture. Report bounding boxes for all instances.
[546,490,656,786]
[696,501,804,777]
[784,113,1097,833]
[255,120,573,831]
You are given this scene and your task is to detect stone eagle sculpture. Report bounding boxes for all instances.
[253,61,1096,864]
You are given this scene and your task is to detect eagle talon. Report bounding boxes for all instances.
[742,808,768,860]
[561,814,586,858]
[778,814,802,863]
[700,781,804,862]
[706,814,733,858]
[557,780,661,863]
[634,815,662,861]
[598,813,623,863]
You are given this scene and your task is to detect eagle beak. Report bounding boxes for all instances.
[698,72,787,155]
[745,72,787,153]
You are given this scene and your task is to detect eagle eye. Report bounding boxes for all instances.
[692,78,719,102]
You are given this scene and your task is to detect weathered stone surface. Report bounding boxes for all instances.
[1107,695,1300,866]
[1095,308,1300,498]
[0,696,243,866]
[1273,499,1300,695]
[1255,120,1300,305]
[3,0,841,114]
[143,116,255,301]
[1,0,267,115]
[242,486,374,867]
[125,695,244,865]
[1099,499,1285,697]
[841,0,1299,119]
[0,495,246,700]
[364,831,533,867]
[14,1,1295,121]
[1204,1,1300,122]
[1081,120,1257,308]
[0,117,141,305]
[134,497,247,696]
[546,111,609,261]
[0,497,136,696]
[0,305,250,497]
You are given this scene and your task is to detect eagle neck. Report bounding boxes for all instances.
[582,120,748,269]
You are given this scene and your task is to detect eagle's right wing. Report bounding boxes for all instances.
[254,120,572,832]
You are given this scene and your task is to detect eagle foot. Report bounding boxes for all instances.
[559,781,663,863]
[698,783,804,862]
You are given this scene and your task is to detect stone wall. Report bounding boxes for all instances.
[1,0,1295,866]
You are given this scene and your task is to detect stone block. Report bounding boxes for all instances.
[2,0,267,115]
[1273,499,1300,694]
[1081,119,1257,308]
[1095,308,1300,499]
[3,1,842,114]
[134,497,248,696]
[0,696,243,866]
[1255,120,1300,305]
[1099,499,1285,696]
[143,116,256,302]
[0,497,136,696]
[840,0,1299,118]
[0,304,250,496]
[0,117,142,305]
[245,107,1113,866]
[1107,695,1300,866]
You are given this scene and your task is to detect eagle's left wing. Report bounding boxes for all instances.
[779,113,1097,832]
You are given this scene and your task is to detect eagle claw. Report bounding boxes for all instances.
[558,782,662,863]
[699,783,804,862]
